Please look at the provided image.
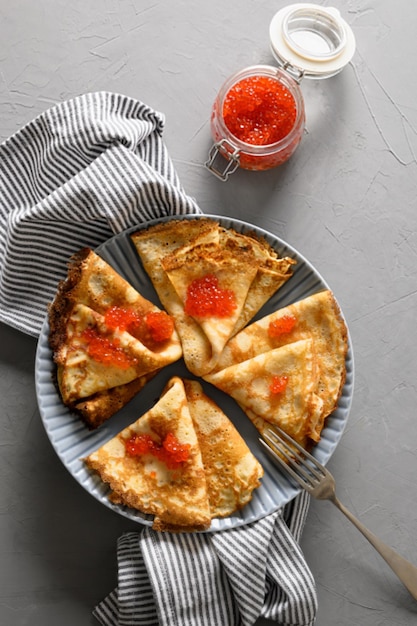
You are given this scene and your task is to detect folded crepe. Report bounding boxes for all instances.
[183,379,263,518]
[85,376,263,531]
[212,289,348,422]
[204,339,323,447]
[161,241,259,369]
[54,303,169,401]
[85,376,212,532]
[131,218,295,375]
[49,248,182,427]
[131,219,219,375]
[218,226,296,334]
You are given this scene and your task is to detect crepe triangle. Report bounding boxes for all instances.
[204,339,323,447]
[218,226,296,335]
[131,218,295,376]
[72,374,156,430]
[85,377,264,530]
[131,219,220,375]
[57,303,180,403]
[183,379,263,518]
[85,376,212,532]
[212,290,348,425]
[49,248,182,427]
[161,241,259,369]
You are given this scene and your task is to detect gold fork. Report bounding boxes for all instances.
[259,425,417,601]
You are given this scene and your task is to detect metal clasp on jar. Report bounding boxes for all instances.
[205,139,240,181]
[280,61,305,83]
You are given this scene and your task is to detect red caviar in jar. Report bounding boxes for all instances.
[208,65,305,176]
[81,328,136,370]
[270,375,289,394]
[184,274,237,318]
[268,314,297,338]
[125,432,190,470]
[223,76,297,146]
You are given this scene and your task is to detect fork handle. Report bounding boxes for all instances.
[332,496,417,600]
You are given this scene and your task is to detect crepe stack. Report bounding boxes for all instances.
[204,290,348,448]
[48,248,182,428]
[85,377,264,531]
[131,218,295,375]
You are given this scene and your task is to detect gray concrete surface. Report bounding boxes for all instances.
[1,1,417,624]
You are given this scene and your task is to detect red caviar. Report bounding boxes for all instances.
[270,375,289,394]
[104,306,174,347]
[81,328,136,370]
[184,274,237,318]
[144,311,175,343]
[105,306,141,332]
[209,66,305,173]
[125,432,191,470]
[223,76,297,146]
[268,314,297,338]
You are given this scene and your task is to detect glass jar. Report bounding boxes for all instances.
[206,65,306,180]
[205,3,356,181]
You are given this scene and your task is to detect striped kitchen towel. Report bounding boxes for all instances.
[0,91,200,336]
[0,93,317,625]
[94,492,317,626]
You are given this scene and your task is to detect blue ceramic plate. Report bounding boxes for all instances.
[35,215,354,531]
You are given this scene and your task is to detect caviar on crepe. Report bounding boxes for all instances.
[184,274,237,318]
[144,311,175,342]
[104,306,174,348]
[268,313,297,338]
[270,375,289,394]
[125,432,191,470]
[81,328,137,370]
[79,307,175,368]
[104,306,142,332]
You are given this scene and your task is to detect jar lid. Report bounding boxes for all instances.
[269,3,356,79]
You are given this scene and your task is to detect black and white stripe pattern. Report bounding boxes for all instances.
[94,492,317,626]
[0,91,200,336]
[1,94,317,625]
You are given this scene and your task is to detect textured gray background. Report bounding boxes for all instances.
[1,1,417,625]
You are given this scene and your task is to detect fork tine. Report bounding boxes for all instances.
[266,425,326,473]
[260,431,314,483]
[258,438,313,491]
[259,432,318,492]
[266,425,320,466]
[259,425,326,492]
